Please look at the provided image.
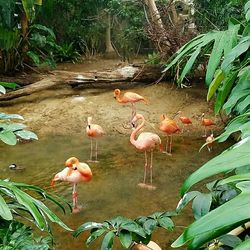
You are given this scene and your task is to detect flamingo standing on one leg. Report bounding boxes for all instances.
[201,113,215,137]
[113,89,148,122]
[86,117,105,162]
[130,113,161,190]
[51,157,92,213]
[174,111,192,132]
[206,134,214,152]
[159,114,181,155]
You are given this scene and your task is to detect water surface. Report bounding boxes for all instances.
[0,132,230,249]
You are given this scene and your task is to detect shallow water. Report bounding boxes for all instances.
[0,132,230,249]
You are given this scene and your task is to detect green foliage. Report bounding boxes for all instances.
[163,24,241,87]
[73,212,176,249]
[0,179,72,232]
[0,112,38,145]
[0,81,19,94]
[38,0,148,59]
[193,0,247,32]
[145,52,161,65]
[169,1,250,249]
[0,220,52,250]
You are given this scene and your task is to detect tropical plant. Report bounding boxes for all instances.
[73,211,176,249]
[172,136,250,249]
[0,220,52,250]
[163,0,250,89]
[0,179,72,249]
[0,112,38,145]
[168,2,250,248]
[0,81,19,95]
[193,0,247,32]
[0,0,42,72]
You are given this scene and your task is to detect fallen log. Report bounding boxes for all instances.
[0,64,164,101]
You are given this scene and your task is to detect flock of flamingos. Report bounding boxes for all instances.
[51,89,216,213]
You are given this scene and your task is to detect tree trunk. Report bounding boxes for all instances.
[144,0,164,30]
[0,65,165,101]
[105,13,115,53]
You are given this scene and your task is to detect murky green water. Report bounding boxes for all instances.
[1,133,230,249]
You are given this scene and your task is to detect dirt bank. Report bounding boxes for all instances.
[0,59,224,138]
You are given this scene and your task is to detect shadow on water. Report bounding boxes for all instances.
[1,133,232,249]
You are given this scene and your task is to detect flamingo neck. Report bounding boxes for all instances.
[115,94,123,103]
[130,116,145,145]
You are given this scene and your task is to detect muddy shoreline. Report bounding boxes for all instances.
[0,60,223,139]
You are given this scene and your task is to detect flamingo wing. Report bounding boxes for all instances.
[123,92,145,103]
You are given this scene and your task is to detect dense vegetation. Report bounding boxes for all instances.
[1,0,250,249]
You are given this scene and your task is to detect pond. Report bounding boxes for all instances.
[0,78,230,249]
[1,131,230,249]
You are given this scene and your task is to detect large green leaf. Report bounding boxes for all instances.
[11,187,47,230]
[207,69,225,101]
[235,95,250,114]
[0,112,24,120]
[0,195,13,220]
[0,180,72,232]
[158,217,174,231]
[178,46,201,84]
[14,182,71,213]
[101,231,115,250]
[32,199,72,231]
[176,191,200,213]
[119,230,132,249]
[0,123,27,131]
[73,222,104,237]
[219,173,250,186]
[216,112,250,142]
[180,137,250,196]
[15,130,38,140]
[0,82,19,89]
[205,31,227,86]
[192,193,212,220]
[172,181,250,249]
[234,237,250,249]
[223,68,250,114]
[163,32,217,73]
[214,71,238,114]
[0,130,17,145]
[86,228,107,247]
[221,36,250,71]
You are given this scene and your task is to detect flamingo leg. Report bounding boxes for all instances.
[131,103,136,121]
[72,183,78,210]
[95,139,98,162]
[90,138,93,161]
[169,135,173,155]
[150,150,153,185]
[164,136,169,154]
[143,151,148,184]
[203,126,207,137]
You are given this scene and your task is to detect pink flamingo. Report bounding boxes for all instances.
[206,134,214,152]
[130,113,161,189]
[86,117,105,162]
[113,89,148,121]
[51,157,92,213]
[201,113,215,137]
[159,114,181,155]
